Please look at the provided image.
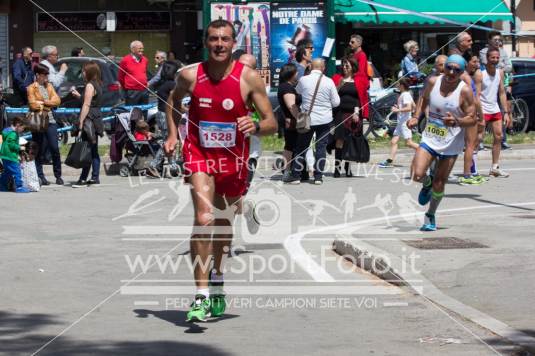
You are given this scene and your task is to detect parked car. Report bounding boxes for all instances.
[56,56,122,109]
[511,58,535,132]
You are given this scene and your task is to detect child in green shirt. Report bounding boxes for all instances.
[0,116,30,193]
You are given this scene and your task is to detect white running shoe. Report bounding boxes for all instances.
[243,200,260,234]
[489,167,510,178]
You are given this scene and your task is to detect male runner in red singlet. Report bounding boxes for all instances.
[164,19,277,322]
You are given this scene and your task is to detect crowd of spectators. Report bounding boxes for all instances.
[0,41,180,192]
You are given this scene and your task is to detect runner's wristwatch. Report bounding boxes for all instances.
[254,121,261,134]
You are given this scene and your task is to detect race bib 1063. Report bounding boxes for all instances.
[199,121,236,148]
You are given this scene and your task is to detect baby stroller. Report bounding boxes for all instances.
[109,107,159,177]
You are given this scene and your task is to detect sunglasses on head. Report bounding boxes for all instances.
[445,64,462,74]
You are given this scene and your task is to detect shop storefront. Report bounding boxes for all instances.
[1,1,204,89]
[33,11,172,68]
[334,0,513,80]
[205,0,512,88]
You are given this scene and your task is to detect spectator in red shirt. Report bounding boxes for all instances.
[348,34,370,120]
[118,40,149,105]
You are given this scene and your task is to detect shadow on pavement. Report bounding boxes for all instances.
[8,337,232,355]
[133,309,239,334]
[482,329,535,355]
[0,310,63,335]
[1,310,232,355]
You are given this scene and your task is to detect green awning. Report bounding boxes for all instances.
[335,0,513,25]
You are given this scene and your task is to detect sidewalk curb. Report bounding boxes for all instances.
[332,234,535,352]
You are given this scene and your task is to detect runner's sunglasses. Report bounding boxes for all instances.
[445,64,463,74]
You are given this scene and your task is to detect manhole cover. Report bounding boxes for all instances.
[403,237,488,250]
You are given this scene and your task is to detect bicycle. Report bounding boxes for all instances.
[509,96,529,134]
[365,91,397,139]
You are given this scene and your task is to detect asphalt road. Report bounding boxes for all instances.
[1,156,534,355]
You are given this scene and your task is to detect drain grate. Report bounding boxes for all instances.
[403,237,488,250]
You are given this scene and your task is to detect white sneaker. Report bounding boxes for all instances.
[243,200,260,234]
[375,128,387,137]
[489,167,509,178]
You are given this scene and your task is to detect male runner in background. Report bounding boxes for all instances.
[407,55,476,231]
[459,51,487,185]
[164,19,277,322]
[480,48,511,178]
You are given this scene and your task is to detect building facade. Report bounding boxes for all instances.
[508,0,535,57]
[334,0,513,80]
[2,0,203,89]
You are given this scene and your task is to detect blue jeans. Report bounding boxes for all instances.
[0,160,23,190]
[79,136,100,181]
[502,124,508,144]
[34,123,62,180]
[290,123,331,179]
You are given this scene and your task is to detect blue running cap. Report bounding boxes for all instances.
[446,54,466,71]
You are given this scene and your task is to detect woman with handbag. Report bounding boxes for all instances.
[70,61,103,188]
[277,63,301,178]
[284,59,340,185]
[27,63,62,186]
[332,56,361,177]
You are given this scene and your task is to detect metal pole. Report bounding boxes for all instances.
[327,0,336,76]
[511,0,516,56]
[202,0,210,61]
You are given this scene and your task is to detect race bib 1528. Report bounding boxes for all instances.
[199,121,236,148]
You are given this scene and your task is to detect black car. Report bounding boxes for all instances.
[511,58,535,132]
[56,57,122,108]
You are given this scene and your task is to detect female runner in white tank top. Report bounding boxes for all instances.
[406,55,476,231]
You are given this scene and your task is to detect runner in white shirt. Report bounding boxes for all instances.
[458,51,488,185]
[480,47,511,178]
[378,78,418,168]
[407,55,476,231]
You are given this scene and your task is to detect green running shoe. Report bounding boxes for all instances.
[210,294,226,317]
[209,272,226,317]
[458,176,482,186]
[186,295,211,322]
[473,174,489,183]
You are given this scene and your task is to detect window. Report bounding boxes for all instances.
[63,61,84,85]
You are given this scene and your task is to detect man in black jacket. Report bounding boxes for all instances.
[12,47,34,105]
